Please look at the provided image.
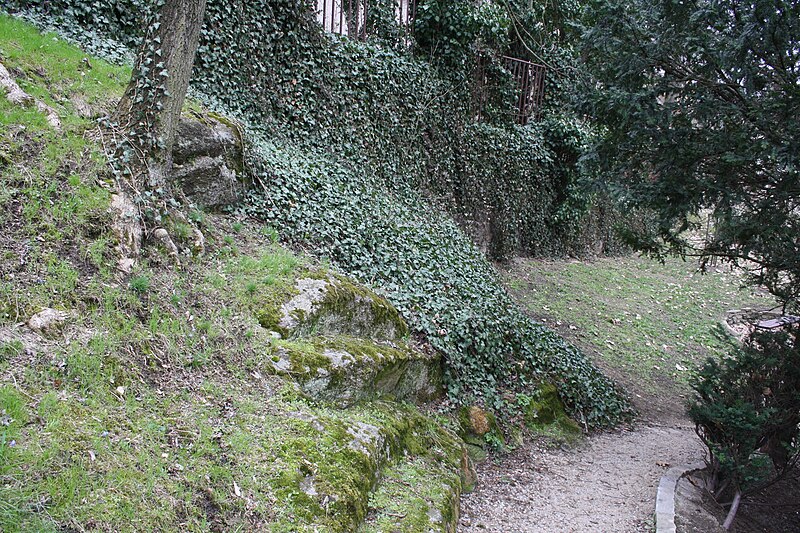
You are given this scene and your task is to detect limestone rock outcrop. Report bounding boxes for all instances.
[171,113,243,210]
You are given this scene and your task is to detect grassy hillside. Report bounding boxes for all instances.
[0,0,633,428]
[503,256,772,415]
[0,16,470,532]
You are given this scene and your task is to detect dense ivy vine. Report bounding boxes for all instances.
[2,0,632,426]
[239,132,630,426]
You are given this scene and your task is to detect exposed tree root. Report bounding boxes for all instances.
[0,61,32,105]
[95,123,206,274]
[722,490,742,530]
[110,192,143,274]
[153,228,180,261]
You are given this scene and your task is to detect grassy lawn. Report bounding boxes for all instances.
[502,256,773,414]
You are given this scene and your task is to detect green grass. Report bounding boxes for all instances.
[0,219,446,532]
[128,274,150,294]
[0,13,128,322]
[0,16,468,532]
[0,14,130,117]
[502,256,772,398]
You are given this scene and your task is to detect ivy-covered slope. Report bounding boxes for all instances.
[240,135,631,425]
[4,0,618,259]
[1,0,632,427]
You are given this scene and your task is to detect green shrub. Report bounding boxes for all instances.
[128,275,150,295]
[689,330,800,515]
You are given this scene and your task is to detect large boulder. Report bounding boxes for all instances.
[275,399,469,532]
[269,338,442,407]
[259,275,409,342]
[171,113,243,210]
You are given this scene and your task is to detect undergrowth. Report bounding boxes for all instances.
[0,2,632,426]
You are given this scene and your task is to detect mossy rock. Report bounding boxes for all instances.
[259,274,409,341]
[267,398,468,532]
[458,405,496,436]
[268,337,442,407]
[463,442,488,463]
[171,113,244,210]
[360,457,464,533]
[456,405,504,460]
[523,383,565,426]
[357,406,474,532]
[522,383,583,437]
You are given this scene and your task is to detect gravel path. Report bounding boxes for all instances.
[459,421,704,532]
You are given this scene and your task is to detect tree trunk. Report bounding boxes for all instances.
[110,0,206,271]
[116,0,207,189]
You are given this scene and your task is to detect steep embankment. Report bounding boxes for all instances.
[1,0,632,428]
[0,17,472,531]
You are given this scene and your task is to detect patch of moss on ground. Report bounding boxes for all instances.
[360,457,461,533]
[518,383,572,427]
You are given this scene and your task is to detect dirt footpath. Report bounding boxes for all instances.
[459,421,704,533]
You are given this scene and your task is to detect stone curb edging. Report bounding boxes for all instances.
[655,461,706,533]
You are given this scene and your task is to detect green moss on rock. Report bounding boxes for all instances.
[520,383,583,438]
[356,402,470,532]
[266,337,442,407]
[360,458,462,533]
[319,274,409,340]
[272,273,409,342]
[262,398,468,532]
[256,306,286,336]
[523,383,564,426]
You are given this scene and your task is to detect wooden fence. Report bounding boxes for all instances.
[472,56,547,124]
[315,0,415,40]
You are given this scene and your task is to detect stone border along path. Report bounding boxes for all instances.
[655,462,706,533]
[458,422,706,532]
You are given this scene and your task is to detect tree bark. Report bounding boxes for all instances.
[110,0,206,271]
[115,0,207,189]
